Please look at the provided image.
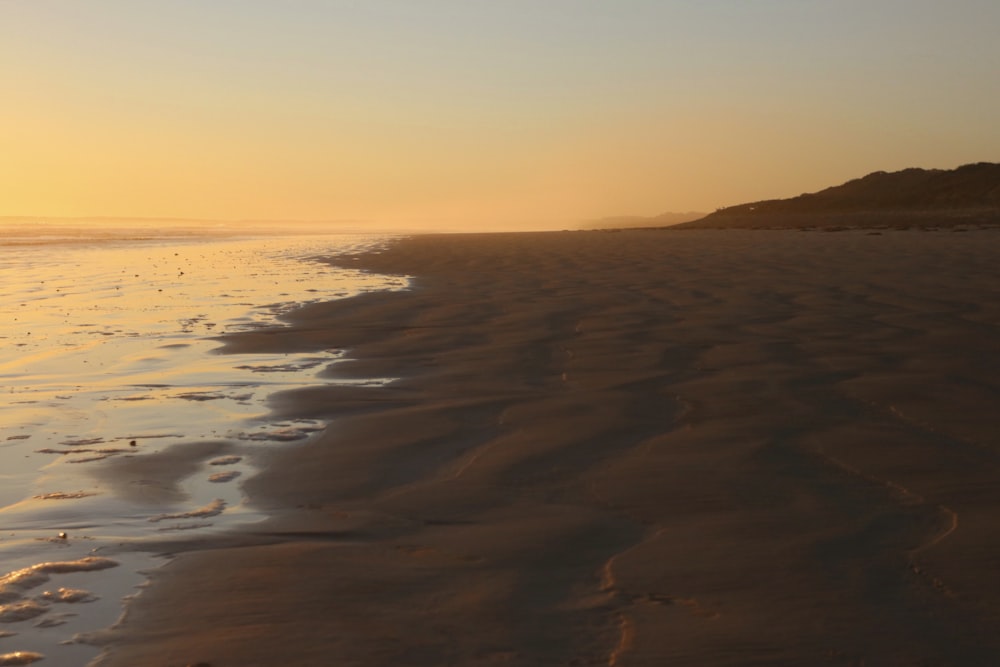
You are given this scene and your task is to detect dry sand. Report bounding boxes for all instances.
[95,228,1000,666]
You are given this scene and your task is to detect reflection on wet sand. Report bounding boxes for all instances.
[0,231,406,664]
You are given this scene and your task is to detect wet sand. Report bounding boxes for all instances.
[0,234,402,665]
[95,228,1000,666]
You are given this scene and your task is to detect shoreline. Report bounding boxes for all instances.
[95,228,1000,665]
[0,233,401,666]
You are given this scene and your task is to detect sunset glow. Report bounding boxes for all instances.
[3,1,999,230]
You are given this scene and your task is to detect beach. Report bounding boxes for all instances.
[92,228,1000,666]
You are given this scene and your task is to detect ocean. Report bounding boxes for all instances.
[0,224,405,665]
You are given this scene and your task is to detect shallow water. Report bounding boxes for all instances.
[0,228,406,665]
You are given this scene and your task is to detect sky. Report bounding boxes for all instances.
[3,0,1000,231]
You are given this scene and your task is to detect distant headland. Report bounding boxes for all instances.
[674,162,1000,229]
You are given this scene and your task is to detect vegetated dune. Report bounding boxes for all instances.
[674,162,1000,229]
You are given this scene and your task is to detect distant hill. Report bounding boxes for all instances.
[674,163,1000,229]
[581,211,705,230]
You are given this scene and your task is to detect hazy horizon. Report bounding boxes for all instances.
[0,210,707,233]
[4,1,1000,231]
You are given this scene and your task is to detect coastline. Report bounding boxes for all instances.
[95,228,1000,665]
[0,233,403,665]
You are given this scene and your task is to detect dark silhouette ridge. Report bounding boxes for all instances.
[674,162,1000,229]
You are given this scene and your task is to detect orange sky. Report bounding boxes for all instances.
[3,1,999,231]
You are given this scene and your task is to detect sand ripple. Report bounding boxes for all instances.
[208,471,241,483]
[40,587,96,603]
[0,652,45,665]
[208,455,242,466]
[0,558,118,605]
[0,601,47,624]
[149,499,226,523]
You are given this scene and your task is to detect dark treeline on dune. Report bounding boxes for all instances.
[675,162,1000,229]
